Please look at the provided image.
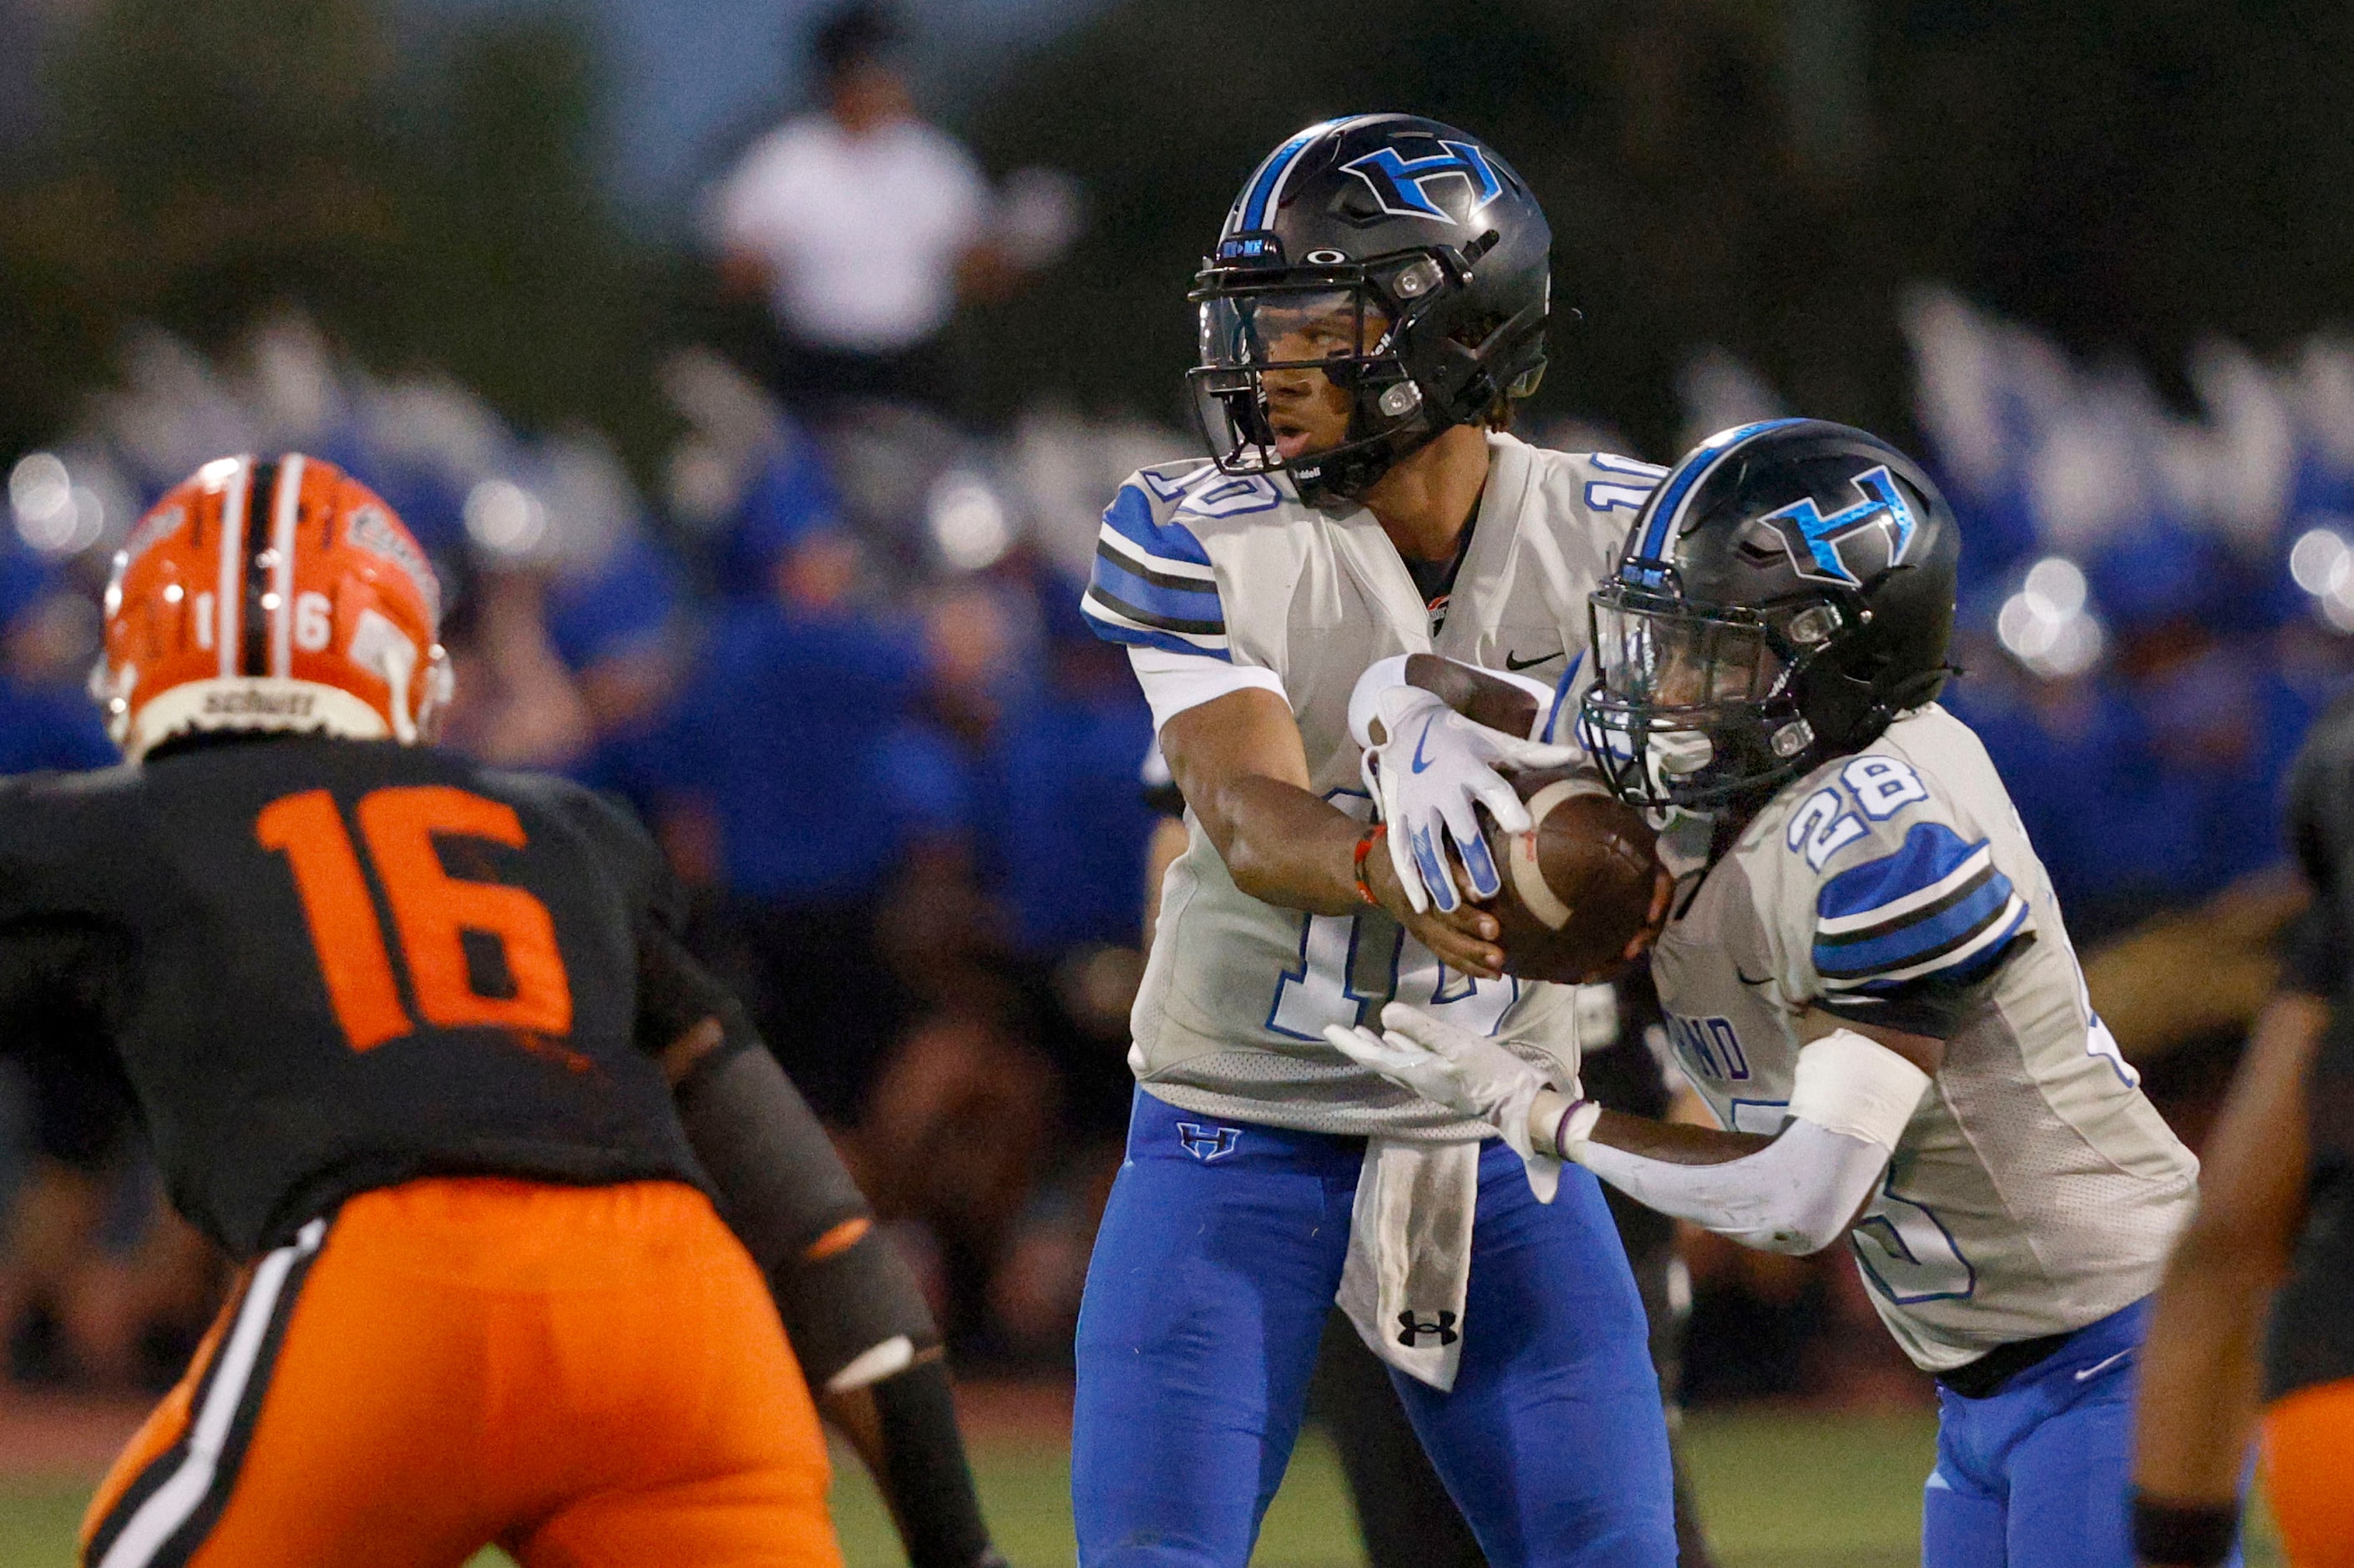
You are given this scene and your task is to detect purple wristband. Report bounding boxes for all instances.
[1551,1097,1595,1160]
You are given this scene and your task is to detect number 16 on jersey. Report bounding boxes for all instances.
[258,786,574,1052]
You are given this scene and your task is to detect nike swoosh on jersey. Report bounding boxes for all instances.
[1505,649,1562,670]
[1411,716,1440,773]
[2073,1348,2133,1383]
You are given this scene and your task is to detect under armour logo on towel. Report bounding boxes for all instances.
[1176,1123,1242,1162]
[1396,1309,1459,1347]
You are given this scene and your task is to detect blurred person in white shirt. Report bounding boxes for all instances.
[712,3,1073,412]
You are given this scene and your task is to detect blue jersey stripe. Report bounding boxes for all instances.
[1815,876,2015,979]
[1543,651,1585,746]
[1629,417,1811,567]
[1942,901,2033,982]
[1091,548,1223,629]
[1093,539,1217,596]
[1840,902,2033,996]
[1816,822,1987,925]
[1079,597,1233,661]
[1084,583,1223,639]
[1101,483,1215,569]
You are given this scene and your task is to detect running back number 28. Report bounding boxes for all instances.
[257,786,575,1050]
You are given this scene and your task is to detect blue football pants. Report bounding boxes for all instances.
[1922,1297,2240,1568]
[1072,1091,1677,1568]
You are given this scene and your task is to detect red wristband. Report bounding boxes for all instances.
[1353,824,1387,906]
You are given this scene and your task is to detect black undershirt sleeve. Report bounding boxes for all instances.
[0,916,126,1063]
[635,917,1000,1567]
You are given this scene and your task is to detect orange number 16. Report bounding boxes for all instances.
[256,786,575,1051]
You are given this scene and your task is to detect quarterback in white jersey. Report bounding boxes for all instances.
[1086,436,1657,1136]
[1334,419,2202,1568]
[1070,114,1679,1568]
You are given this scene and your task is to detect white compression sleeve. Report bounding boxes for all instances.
[1576,1120,1896,1256]
[1568,1029,1932,1256]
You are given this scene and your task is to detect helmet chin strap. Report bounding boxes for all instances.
[1300,400,1447,505]
[1644,729,1716,799]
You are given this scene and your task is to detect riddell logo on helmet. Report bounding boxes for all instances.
[119,506,186,569]
[202,689,317,718]
[346,507,440,625]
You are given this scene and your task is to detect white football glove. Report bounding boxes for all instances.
[1362,685,1578,913]
[1327,1002,1568,1199]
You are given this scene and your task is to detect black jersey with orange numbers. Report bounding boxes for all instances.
[0,734,708,1258]
[2270,696,2354,1399]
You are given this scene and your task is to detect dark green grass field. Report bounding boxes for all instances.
[0,1407,2285,1565]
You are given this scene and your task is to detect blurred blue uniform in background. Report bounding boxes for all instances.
[591,461,968,1120]
[0,549,114,776]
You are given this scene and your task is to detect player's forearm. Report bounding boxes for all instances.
[1201,773,1371,914]
[1534,1094,1883,1254]
[1526,1031,1927,1254]
[823,1358,1005,1568]
[2132,1226,2276,1505]
[670,1038,1002,1567]
[1580,1107,1774,1166]
[1162,687,1368,914]
[2130,1209,2277,1565]
[2131,991,2321,1514]
[1386,652,1547,740]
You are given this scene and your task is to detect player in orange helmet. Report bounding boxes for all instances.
[5,454,1004,1567]
[92,453,453,758]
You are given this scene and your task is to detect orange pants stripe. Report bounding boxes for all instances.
[2264,1376,2354,1568]
[81,1177,843,1568]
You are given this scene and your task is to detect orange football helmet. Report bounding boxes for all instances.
[97,454,453,761]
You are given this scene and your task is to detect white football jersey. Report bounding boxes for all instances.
[1648,704,2197,1369]
[1083,432,1663,1138]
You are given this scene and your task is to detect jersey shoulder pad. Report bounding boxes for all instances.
[0,765,143,917]
[1081,462,1290,661]
[484,769,680,927]
[1768,744,2034,1034]
[1519,446,1666,522]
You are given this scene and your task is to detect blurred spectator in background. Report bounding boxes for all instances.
[0,547,217,1393]
[711,2,1076,417]
[596,465,969,1122]
[971,570,1155,1141]
[0,547,109,776]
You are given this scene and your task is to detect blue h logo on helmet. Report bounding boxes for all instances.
[1341,141,1504,222]
[1761,466,1918,588]
[1176,1123,1242,1162]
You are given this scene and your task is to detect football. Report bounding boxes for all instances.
[1476,768,1662,984]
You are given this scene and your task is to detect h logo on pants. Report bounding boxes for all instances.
[1176,1123,1242,1162]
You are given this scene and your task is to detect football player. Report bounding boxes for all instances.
[10,456,1004,1567]
[1331,420,2204,1568]
[2131,695,2354,1568]
[1075,115,1679,1567]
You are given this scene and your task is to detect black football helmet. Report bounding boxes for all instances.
[1187,114,1553,505]
[1578,419,1961,814]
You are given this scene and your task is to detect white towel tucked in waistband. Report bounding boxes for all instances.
[1337,1137,1481,1391]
